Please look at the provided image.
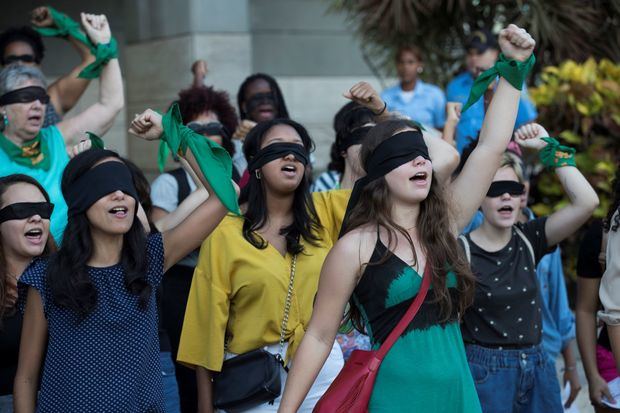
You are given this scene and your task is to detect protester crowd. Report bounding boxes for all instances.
[0,6,618,413]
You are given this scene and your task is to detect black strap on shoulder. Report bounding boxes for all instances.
[169,168,191,204]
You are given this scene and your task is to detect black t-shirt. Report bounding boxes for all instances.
[461,218,549,347]
[577,219,610,350]
[0,309,22,395]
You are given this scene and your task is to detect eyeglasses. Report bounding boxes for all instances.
[4,54,37,65]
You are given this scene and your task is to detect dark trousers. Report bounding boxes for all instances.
[162,264,197,413]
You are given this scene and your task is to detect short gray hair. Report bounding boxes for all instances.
[0,64,47,96]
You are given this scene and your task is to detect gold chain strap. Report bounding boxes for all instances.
[276,254,297,366]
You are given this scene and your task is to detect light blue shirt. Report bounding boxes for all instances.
[462,209,576,361]
[381,80,446,129]
[0,126,69,243]
[446,71,538,153]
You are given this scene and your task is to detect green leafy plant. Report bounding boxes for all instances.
[329,0,620,86]
[528,58,620,281]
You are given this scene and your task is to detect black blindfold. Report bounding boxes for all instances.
[246,92,276,113]
[64,161,138,217]
[0,86,50,106]
[0,202,54,224]
[486,180,525,198]
[247,142,309,172]
[337,126,372,153]
[340,130,430,237]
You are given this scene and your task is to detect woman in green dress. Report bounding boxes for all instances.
[277,24,536,413]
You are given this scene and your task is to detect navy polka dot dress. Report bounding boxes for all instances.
[18,234,166,412]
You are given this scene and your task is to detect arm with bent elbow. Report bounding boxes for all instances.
[56,13,124,145]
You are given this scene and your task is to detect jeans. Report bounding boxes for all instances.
[160,351,181,413]
[0,394,12,413]
[465,344,563,413]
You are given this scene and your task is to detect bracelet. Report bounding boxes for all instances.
[539,137,576,169]
[373,101,387,116]
[462,53,536,112]
[564,365,576,372]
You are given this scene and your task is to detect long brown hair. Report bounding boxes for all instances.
[343,119,475,330]
[0,174,56,323]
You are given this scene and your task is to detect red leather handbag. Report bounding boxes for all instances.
[313,264,431,413]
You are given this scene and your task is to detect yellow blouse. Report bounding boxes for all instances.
[177,190,350,371]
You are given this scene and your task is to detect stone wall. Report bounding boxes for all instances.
[2,0,382,174]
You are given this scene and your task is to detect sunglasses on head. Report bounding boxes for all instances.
[4,54,36,64]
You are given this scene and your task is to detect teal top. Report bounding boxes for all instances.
[0,126,69,243]
[352,236,481,412]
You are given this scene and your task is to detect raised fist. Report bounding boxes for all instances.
[513,122,549,151]
[446,102,462,124]
[129,109,164,141]
[81,13,111,45]
[68,138,93,159]
[31,7,54,28]
[343,82,385,114]
[192,60,208,79]
[232,120,257,140]
[498,24,535,62]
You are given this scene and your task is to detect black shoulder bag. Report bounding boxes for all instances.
[213,254,297,412]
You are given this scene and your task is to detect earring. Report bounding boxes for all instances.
[255,170,261,180]
[0,113,6,132]
[417,67,423,74]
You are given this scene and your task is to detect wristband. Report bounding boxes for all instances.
[539,137,576,169]
[462,53,536,112]
[33,7,118,79]
[160,104,240,214]
[33,7,91,49]
[78,38,119,79]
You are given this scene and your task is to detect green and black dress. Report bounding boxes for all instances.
[351,234,482,412]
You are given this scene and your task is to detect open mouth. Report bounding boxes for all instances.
[27,114,42,123]
[498,205,514,216]
[281,164,298,176]
[109,206,128,218]
[25,228,42,237]
[24,228,43,243]
[410,172,428,183]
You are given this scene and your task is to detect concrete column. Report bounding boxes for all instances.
[123,0,252,174]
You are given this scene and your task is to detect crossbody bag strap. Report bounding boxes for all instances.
[276,253,297,369]
[376,263,431,361]
[513,226,536,268]
[458,235,471,263]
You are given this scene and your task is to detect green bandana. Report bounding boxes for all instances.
[34,7,91,48]
[33,7,118,79]
[85,132,105,149]
[161,104,240,214]
[539,137,576,169]
[78,39,119,79]
[0,132,50,170]
[462,53,536,112]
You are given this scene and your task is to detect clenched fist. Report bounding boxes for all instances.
[498,24,535,62]
[129,109,164,141]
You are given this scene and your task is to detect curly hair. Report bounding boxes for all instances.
[177,85,238,138]
[0,26,45,65]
